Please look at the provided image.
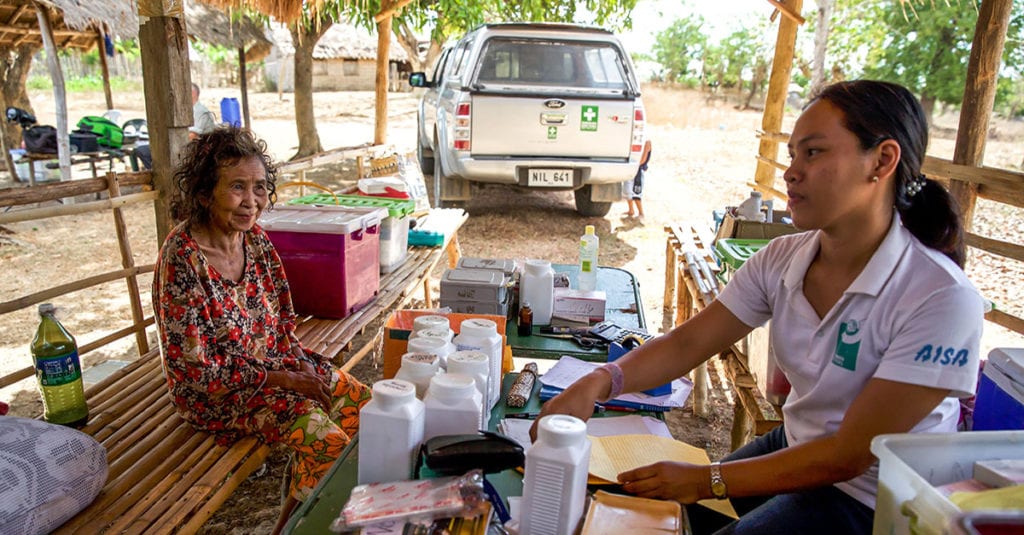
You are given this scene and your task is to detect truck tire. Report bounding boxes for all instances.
[574,186,612,217]
[417,136,433,176]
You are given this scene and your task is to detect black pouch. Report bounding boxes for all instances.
[418,431,525,476]
[23,125,58,154]
[70,131,100,153]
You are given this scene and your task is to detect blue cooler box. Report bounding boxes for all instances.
[973,347,1024,431]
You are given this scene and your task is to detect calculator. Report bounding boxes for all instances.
[588,321,655,344]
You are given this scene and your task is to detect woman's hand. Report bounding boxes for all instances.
[618,461,708,503]
[266,367,332,410]
[528,370,610,441]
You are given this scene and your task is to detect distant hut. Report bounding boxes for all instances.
[265,23,412,93]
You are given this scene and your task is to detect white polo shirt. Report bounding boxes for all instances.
[718,214,984,508]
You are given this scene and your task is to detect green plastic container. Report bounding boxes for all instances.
[714,238,770,284]
[291,194,417,273]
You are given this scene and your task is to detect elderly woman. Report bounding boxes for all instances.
[153,127,369,529]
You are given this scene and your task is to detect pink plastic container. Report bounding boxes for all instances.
[259,205,387,319]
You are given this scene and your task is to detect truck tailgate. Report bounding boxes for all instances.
[470,95,634,159]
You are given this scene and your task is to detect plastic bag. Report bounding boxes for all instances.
[330,470,488,532]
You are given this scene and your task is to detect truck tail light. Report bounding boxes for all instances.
[454,102,471,151]
[631,105,646,153]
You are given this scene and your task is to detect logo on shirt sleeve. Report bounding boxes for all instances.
[833,319,861,371]
[913,345,970,367]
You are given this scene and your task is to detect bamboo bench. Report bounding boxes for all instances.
[41,213,468,534]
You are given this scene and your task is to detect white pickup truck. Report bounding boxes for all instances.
[410,23,646,216]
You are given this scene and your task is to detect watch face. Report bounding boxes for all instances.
[712,480,728,499]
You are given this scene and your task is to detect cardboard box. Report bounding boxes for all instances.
[553,288,606,323]
[714,210,799,242]
[382,309,513,379]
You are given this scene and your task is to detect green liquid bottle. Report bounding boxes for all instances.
[31,303,88,427]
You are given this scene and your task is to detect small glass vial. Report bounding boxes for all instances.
[518,302,533,337]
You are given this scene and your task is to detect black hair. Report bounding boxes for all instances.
[811,80,965,267]
[170,126,278,226]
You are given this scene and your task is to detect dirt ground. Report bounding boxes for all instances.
[1,84,1023,533]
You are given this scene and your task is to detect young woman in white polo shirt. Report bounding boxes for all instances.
[533,80,985,534]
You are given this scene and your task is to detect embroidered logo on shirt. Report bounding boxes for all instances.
[913,345,970,367]
[833,319,861,371]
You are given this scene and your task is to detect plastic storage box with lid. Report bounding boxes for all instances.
[714,238,770,285]
[291,193,416,274]
[440,268,511,317]
[871,430,1024,535]
[973,347,1024,431]
[259,204,386,319]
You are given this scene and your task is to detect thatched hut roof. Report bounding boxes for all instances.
[185,2,271,50]
[270,23,409,61]
[198,0,310,25]
[0,0,137,50]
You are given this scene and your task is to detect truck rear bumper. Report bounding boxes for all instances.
[446,155,637,187]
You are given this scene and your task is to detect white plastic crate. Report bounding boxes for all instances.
[871,430,1024,535]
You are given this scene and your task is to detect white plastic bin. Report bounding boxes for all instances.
[871,430,1024,535]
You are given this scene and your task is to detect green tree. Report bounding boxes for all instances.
[652,16,707,84]
[701,22,773,107]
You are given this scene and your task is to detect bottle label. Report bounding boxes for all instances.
[581,260,593,273]
[35,350,82,386]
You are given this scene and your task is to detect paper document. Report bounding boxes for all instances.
[498,415,672,454]
[538,355,692,409]
[589,434,739,519]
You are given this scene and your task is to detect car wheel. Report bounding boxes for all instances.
[574,186,612,217]
[417,136,433,176]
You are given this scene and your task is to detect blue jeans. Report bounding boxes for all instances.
[685,425,874,535]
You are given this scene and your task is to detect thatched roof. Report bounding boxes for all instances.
[0,0,137,50]
[186,2,271,51]
[198,0,310,25]
[270,23,409,61]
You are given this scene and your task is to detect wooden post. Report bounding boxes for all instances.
[374,17,390,145]
[753,0,804,192]
[138,13,193,241]
[948,0,1013,233]
[96,30,114,110]
[34,3,71,182]
[238,47,251,129]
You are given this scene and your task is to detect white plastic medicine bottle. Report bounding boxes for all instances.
[394,352,440,399]
[521,259,554,325]
[452,319,503,410]
[520,414,592,535]
[357,379,425,485]
[422,373,483,441]
[446,350,490,428]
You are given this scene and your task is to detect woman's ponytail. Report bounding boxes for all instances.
[896,176,965,267]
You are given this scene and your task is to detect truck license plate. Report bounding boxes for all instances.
[528,169,572,187]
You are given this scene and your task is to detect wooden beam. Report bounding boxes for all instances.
[374,17,391,145]
[0,23,94,38]
[96,30,114,110]
[948,0,1012,233]
[753,0,803,192]
[139,15,193,242]
[238,47,250,129]
[766,0,806,25]
[374,0,415,23]
[965,232,1024,264]
[33,2,70,182]
[986,309,1024,337]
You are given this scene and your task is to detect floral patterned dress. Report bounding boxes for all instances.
[153,222,370,500]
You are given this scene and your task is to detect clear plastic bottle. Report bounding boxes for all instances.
[521,260,554,325]
[521,415,591,535]
[31,303,88,427]
[422,373,483,441]
[578,225,599,292]
[358,379,425,484]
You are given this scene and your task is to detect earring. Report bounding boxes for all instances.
[871,176,879,182]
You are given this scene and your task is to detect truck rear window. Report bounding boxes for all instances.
[473,38,629,91]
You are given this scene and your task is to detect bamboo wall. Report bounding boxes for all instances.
[752,130,1024,338]
[0,171,157,390]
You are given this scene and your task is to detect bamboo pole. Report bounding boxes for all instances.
[33,2,71,182]
[965,232,1024,264]
[239,46,251,129]
[106,173,150,354]
[0,264,154,315]
[986,309,1024,337]
[96,30,114,110]
[0,171,152,207]
[78,317,154,356]
[374,17,391,145]
[0,190,159,224]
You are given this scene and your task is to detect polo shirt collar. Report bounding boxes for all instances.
[781,213,910,297]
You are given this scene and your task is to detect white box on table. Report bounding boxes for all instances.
[553,288,606,323]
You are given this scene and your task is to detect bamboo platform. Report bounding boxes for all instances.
[52,212,467,534]
[663,221,782,451]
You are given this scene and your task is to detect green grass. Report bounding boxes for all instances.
[27,75,143,93]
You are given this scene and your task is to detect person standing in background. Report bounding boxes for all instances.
[625,139,651,218]
[190,83,217,139]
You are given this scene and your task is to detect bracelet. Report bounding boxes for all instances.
[597,362,624,401]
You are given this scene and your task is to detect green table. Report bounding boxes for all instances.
[506,265,647,362]
[284,373,660,534]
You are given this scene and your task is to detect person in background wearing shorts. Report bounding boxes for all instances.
[625,139,651,218]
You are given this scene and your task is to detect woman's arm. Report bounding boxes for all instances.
[532,300,752,435]
[618,378,950,501]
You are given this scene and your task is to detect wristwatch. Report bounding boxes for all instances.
[709,461,728,500]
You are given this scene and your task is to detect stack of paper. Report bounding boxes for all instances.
[537,356,692,411]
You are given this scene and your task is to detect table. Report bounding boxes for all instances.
[284,374,672,534]
[16,149,132,186]
[505,265,647,362]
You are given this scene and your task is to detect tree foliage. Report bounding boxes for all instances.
[652,17,707,83]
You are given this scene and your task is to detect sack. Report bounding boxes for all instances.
[22,125,58,154]
[75,116,123,148]
[70,131,100,153]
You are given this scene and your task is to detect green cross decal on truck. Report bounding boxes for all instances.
[581,105,599,131]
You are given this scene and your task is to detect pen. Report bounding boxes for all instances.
[505,412,539,419]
